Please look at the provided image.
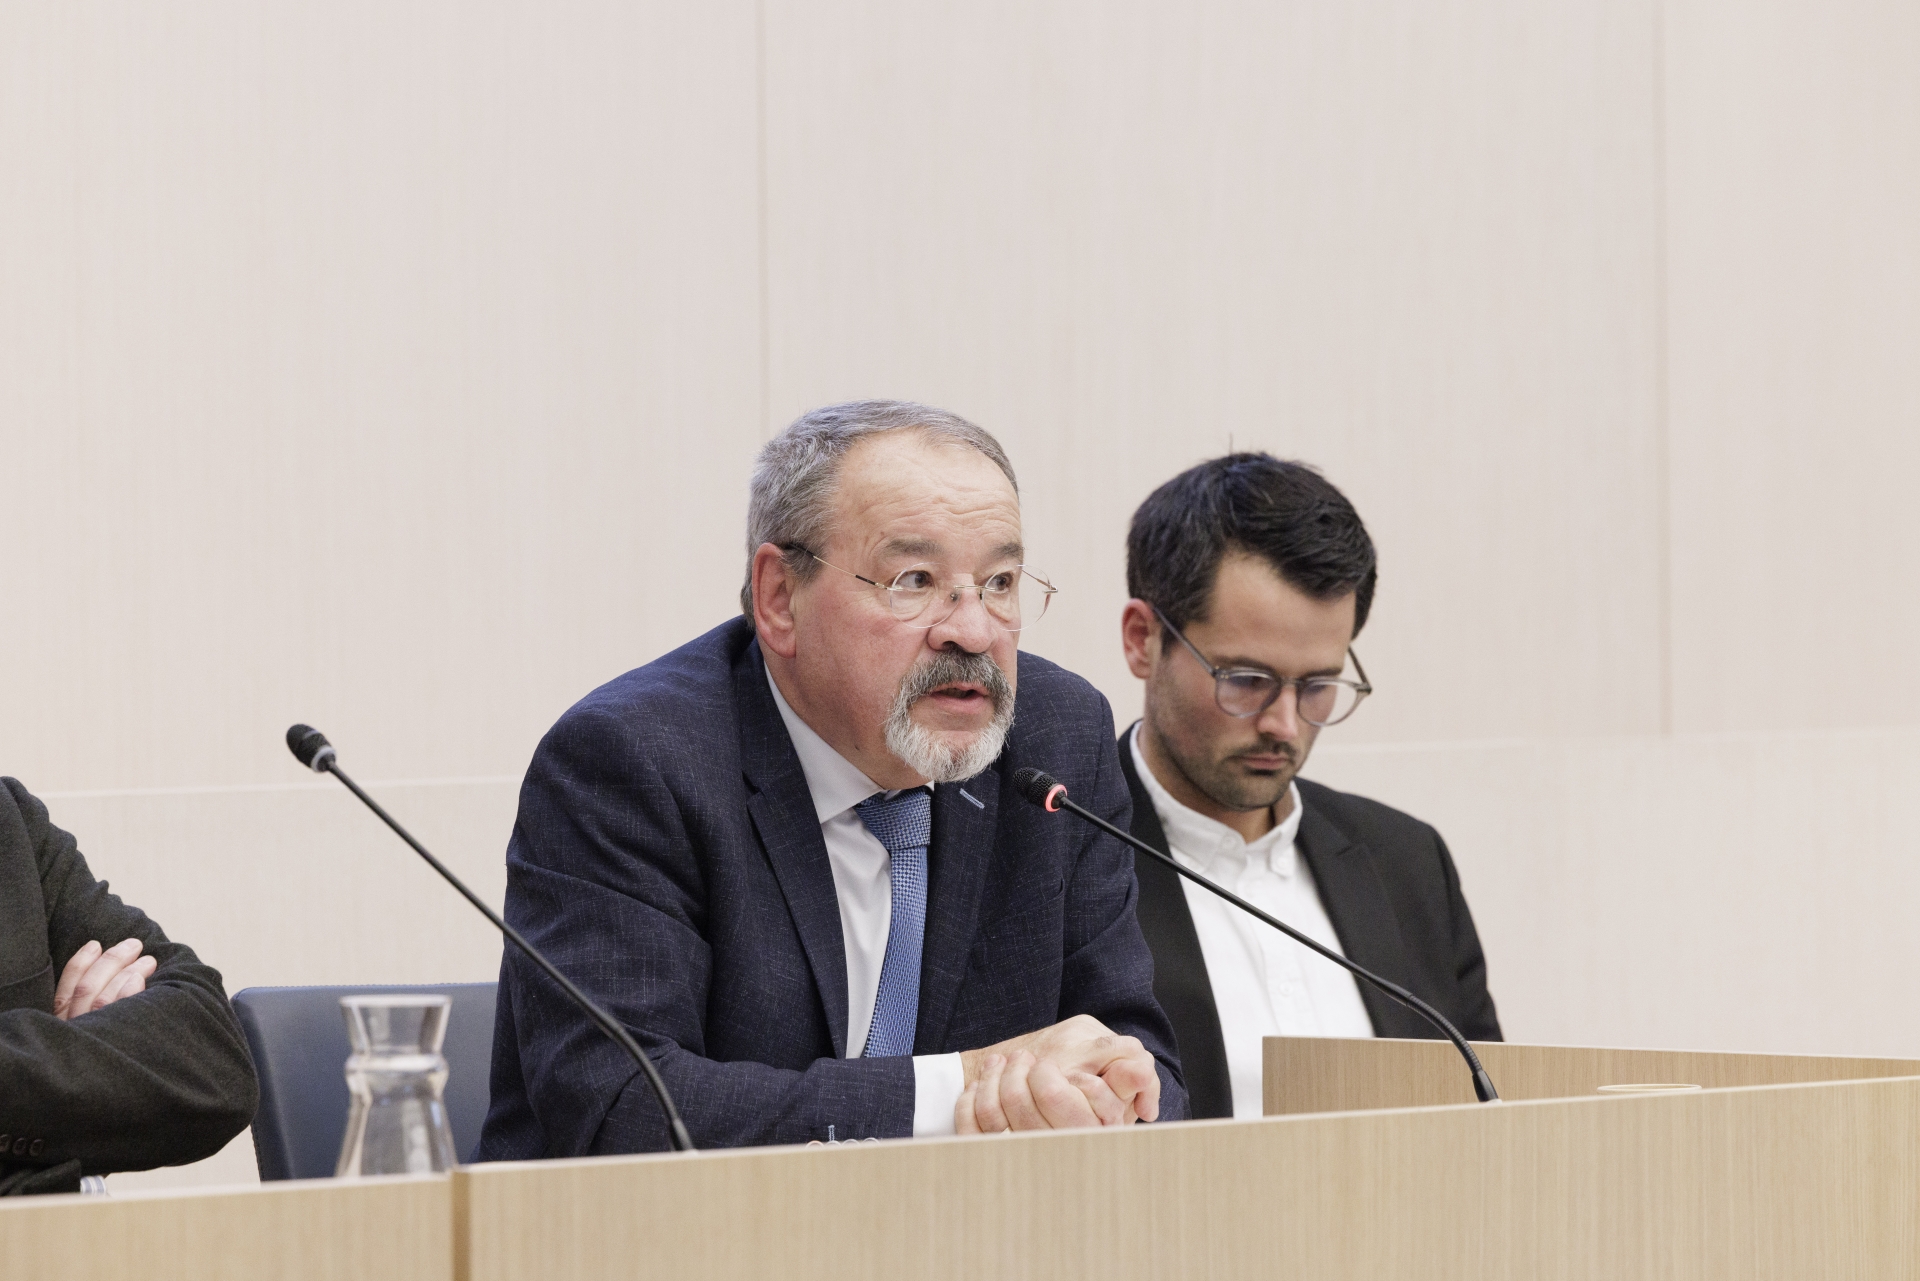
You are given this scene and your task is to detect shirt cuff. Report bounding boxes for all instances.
[910,1053,966,1137]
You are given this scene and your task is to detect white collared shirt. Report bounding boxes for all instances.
[766,670,966,1136]
[1129,724,1373,1119]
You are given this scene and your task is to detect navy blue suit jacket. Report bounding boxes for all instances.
[476,617,1185,1156]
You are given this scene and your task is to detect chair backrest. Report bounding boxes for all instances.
[232,982,497,1181]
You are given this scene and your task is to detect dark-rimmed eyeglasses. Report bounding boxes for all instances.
[1151,604,1371,726]
[788,545,1057,633]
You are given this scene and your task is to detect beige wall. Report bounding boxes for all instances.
[1666,0,1920,733]
[1,0,1915,1188]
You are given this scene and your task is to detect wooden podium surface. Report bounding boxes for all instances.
[455,1039,1920,1281]
[5,1039,1916,1280]
[0,1172,450,1281]
[1266,1035,1920,1113]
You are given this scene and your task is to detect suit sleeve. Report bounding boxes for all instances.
[0,780,258,1178]
[494,708,916,1154]
[1054,699,1190,1121]
[1433,830,1502,1041]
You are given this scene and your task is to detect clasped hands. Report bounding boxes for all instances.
[954,1014,1160,1135]
[52,938,156,1021]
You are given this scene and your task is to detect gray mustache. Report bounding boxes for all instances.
[900,650,1012,708]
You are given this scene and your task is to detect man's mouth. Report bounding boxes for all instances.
[1234,747,1295,771]
[925,682,991,705]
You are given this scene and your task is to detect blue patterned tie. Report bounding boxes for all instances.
[855,789,932,1058]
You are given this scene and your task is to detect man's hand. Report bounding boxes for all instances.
[953,1014,1162,1134]
[53,938,157,1021]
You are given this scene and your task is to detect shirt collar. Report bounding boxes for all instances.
[766,667,886,825]
[1129,722,1303,877]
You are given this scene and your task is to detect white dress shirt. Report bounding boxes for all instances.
[1129,725,1373,1119]
[766,670,966,1136]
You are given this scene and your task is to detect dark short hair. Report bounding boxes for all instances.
[1126,453,1376,638]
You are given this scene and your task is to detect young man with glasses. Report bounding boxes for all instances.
[1119,454,1500,1120]
[478,401,1183,1157]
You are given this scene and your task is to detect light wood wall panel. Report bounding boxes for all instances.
[1666,0,1920,732]
[39,779,519,993]
[1306,726,1920,1060]
[761,0,1666,744]
[0,2,765,793]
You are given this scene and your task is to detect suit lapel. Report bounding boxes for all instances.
[736,643,851,1058]
[1117,733,1235,1120]
[1294,800,1427,1038]
[916,771,998,1051]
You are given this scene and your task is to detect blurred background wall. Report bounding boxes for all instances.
[1,0,1915,1187]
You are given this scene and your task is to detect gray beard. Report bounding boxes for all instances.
[883,650,1015,784]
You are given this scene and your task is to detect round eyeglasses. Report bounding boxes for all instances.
[789,546,1057,633]
[1152,604,1372,726]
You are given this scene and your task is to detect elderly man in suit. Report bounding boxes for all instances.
[0,778,258,1195]
[1119,453,1500,1121]
[478,401,1184,1155]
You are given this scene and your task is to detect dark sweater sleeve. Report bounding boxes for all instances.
[0,779,258,1178]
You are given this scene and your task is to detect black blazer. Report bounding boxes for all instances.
[477,619,1184,1156]
[1120,731,1500,1120]
[0,778,257,1193]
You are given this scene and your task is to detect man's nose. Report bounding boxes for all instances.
[1253,684,1302,741]
[926,586,998,653]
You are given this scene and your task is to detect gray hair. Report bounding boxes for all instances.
[740,400,1019,615]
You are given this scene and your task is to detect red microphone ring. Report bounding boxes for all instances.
[1044,783,1067,813]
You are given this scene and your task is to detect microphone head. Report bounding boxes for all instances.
[286,724,337,772]
[1011,767,1068,813]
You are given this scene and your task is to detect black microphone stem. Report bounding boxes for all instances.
[1052,790,1499,1104]
[321,759,697,1151]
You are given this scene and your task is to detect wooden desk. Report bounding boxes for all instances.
[0,1173,451,1281]
[456,1041,1920,1280]
[8,1042,1914,1279]
[1265,1034,1920,1112]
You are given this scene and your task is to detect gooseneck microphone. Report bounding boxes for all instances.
[1012,766,1499,1104]
[286,724,696,1151]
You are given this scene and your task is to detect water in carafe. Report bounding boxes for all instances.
[336,994,458,1177]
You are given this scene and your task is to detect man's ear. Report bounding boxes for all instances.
[751,543,802,659]
[1120,599,1160,680]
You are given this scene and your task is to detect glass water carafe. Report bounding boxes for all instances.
[335,994,458,1177]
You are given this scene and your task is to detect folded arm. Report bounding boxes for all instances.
[0,779,258,1177]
